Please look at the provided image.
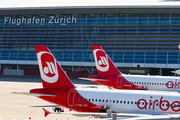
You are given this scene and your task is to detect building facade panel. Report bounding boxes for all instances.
[0,8,180,75]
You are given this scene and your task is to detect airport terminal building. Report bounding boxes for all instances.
[0,0,180,76]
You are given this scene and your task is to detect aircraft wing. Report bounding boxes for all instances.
[171,70,180,75]
[43,108,180,119]
[118,114,180,120]
[79,77,108,81]
[12,92,56,97]
[42,108,152,118]
[70,112,152,118]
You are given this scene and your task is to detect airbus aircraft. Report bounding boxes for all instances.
[80,45,180,91]
[14,45,180,118]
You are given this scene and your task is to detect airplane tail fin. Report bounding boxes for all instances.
[92,45,120,76]
[35,45,74,88]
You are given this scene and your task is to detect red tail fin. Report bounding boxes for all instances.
[35,45,74,88]
[92,45,120,76]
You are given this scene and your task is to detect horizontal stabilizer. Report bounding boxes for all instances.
[79,77,108,81]
[12,92,56,97]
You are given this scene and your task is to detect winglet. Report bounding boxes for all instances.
[42,108,51,117]
[178,45,180,52]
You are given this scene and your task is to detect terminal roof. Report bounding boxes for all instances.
[1,0,180,10]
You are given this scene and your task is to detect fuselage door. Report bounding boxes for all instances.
[68,91,76,106]
[117,76,122,88]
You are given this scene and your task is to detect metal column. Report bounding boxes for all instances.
[160,68,162,76]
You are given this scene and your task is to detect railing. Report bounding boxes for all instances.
[66,71,89,78]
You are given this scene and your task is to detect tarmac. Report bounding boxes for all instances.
[0,75,107,120]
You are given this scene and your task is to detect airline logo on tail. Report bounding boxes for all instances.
[93,49,109,72]
[37,51,59,83]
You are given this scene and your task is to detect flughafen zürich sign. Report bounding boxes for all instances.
[4,16,77,25]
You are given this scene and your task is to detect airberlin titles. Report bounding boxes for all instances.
[166,80,180,89]
[137,96,180,112]
[4,16,77,26]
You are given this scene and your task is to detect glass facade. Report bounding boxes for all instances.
[0,10,180,68]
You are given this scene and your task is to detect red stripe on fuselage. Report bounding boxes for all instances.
[89,75,140,90]
[30,88,99,112]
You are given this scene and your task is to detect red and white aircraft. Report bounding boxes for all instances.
[80,45,180,91]
[15,45,180,118]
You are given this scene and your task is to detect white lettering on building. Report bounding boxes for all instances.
[48,16,77,24]
[4,16,77,26]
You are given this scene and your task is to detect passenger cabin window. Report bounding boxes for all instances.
[102,100,104,102]
[120,101,122,103]
[106,100,108,103]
